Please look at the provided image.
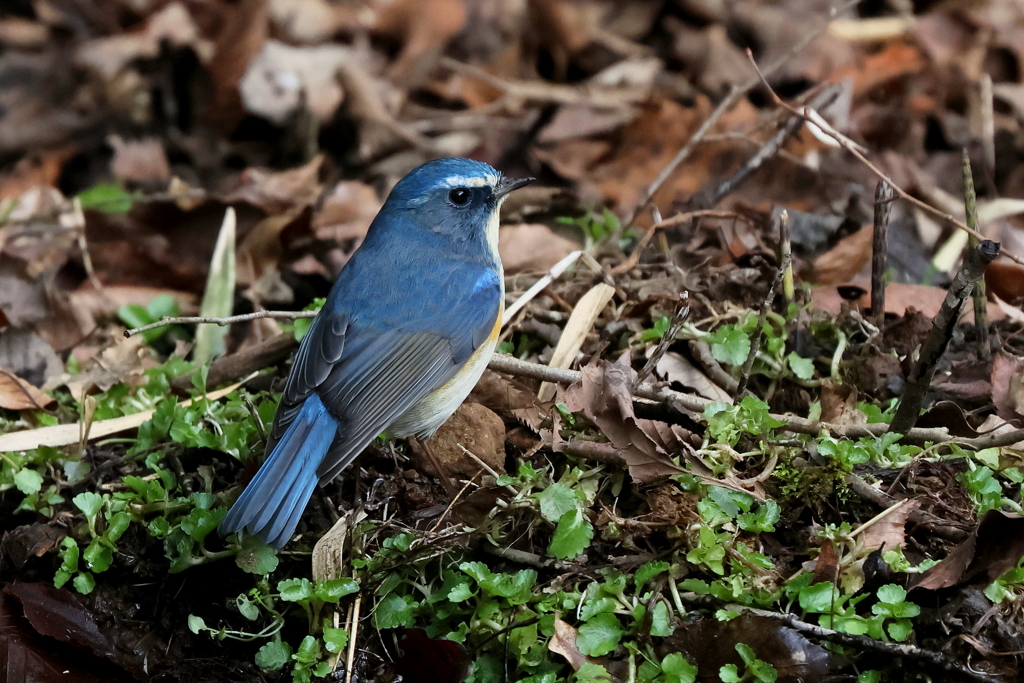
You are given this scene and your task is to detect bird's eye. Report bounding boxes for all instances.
[448,188,471,205]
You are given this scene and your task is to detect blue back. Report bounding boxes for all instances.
[220,158,508,547]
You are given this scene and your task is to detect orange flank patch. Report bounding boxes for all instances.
[488,307,503,342]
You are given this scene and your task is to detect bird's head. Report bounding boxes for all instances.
[373,158,533,260]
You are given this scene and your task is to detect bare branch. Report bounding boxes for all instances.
[124,310,317,338]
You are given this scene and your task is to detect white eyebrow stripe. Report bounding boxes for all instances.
[441,174,499,188]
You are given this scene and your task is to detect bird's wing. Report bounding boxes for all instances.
[267,265,501,481]
[264,310,348,455]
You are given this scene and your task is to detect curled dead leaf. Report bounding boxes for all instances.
[991,353,1024,421]
[548,617,590,672]
[0,369,53,410]
[910,510,1024,591]
[557,357,685,483]
[858,499,920,555]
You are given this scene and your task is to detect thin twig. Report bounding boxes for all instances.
[485,353,1024,448]
[117,302,1024,450]
[871,181,895,328]
[746,55,1024,266]
[845,474,969,542]
[124,310,316,337]
[623,0,864,228]
[634,293,690,389]
[610,210,747,275]
[735,251,792,396]
[889,240,1001,434]
[428,469,483,535]
[70,198,108,298]
[696,86,842,210]
[963,150,990,361]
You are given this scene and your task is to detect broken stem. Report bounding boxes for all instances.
[779,209,794,303]
[871,180,894,329]
[633,293,690,390]
[735,250,792,396]
[888,240,1001,435]
[962,150,990,361]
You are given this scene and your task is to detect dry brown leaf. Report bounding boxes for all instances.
[655,351,732,403]
[270,0,348,44]
[312,508,367,585]
[818,380,865,426]
[910,511,1024,591]
[470,370,547,432]
[858,499,920,555]
[811,539,839,585]
[557,358,684,483]
[74,3,208,81]
[0,17,48,49]
[533,139,612,189]
[991,353,1024,421]
[498,224,579,274]
[810,224,872,285]
[62,335,154,399]
[835,41,926,100]
[665,20,754,96]
[208,0,271,131]
[227,155,324,215]
[239,41,353,123]
[986,259,1024,304]
[579,96,755,214]
[548,617,589,672]
[974,414,1024,449]
[314,180,382,244]
[0,146,77,202]
[0,369,53,410]
[537,104,640,144]
[538,283,615,401]
[0,328,62,389]
[374,0,468,86]
[913,11,976,70]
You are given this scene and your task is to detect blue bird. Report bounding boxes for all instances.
[220,158,533,547]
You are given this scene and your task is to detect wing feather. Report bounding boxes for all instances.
[266,260,501,484]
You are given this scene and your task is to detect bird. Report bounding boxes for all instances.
[220,158,533,548]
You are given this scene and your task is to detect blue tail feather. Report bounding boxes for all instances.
[220,394,336,548]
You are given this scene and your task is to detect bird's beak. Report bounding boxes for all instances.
[494,176,535,198]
